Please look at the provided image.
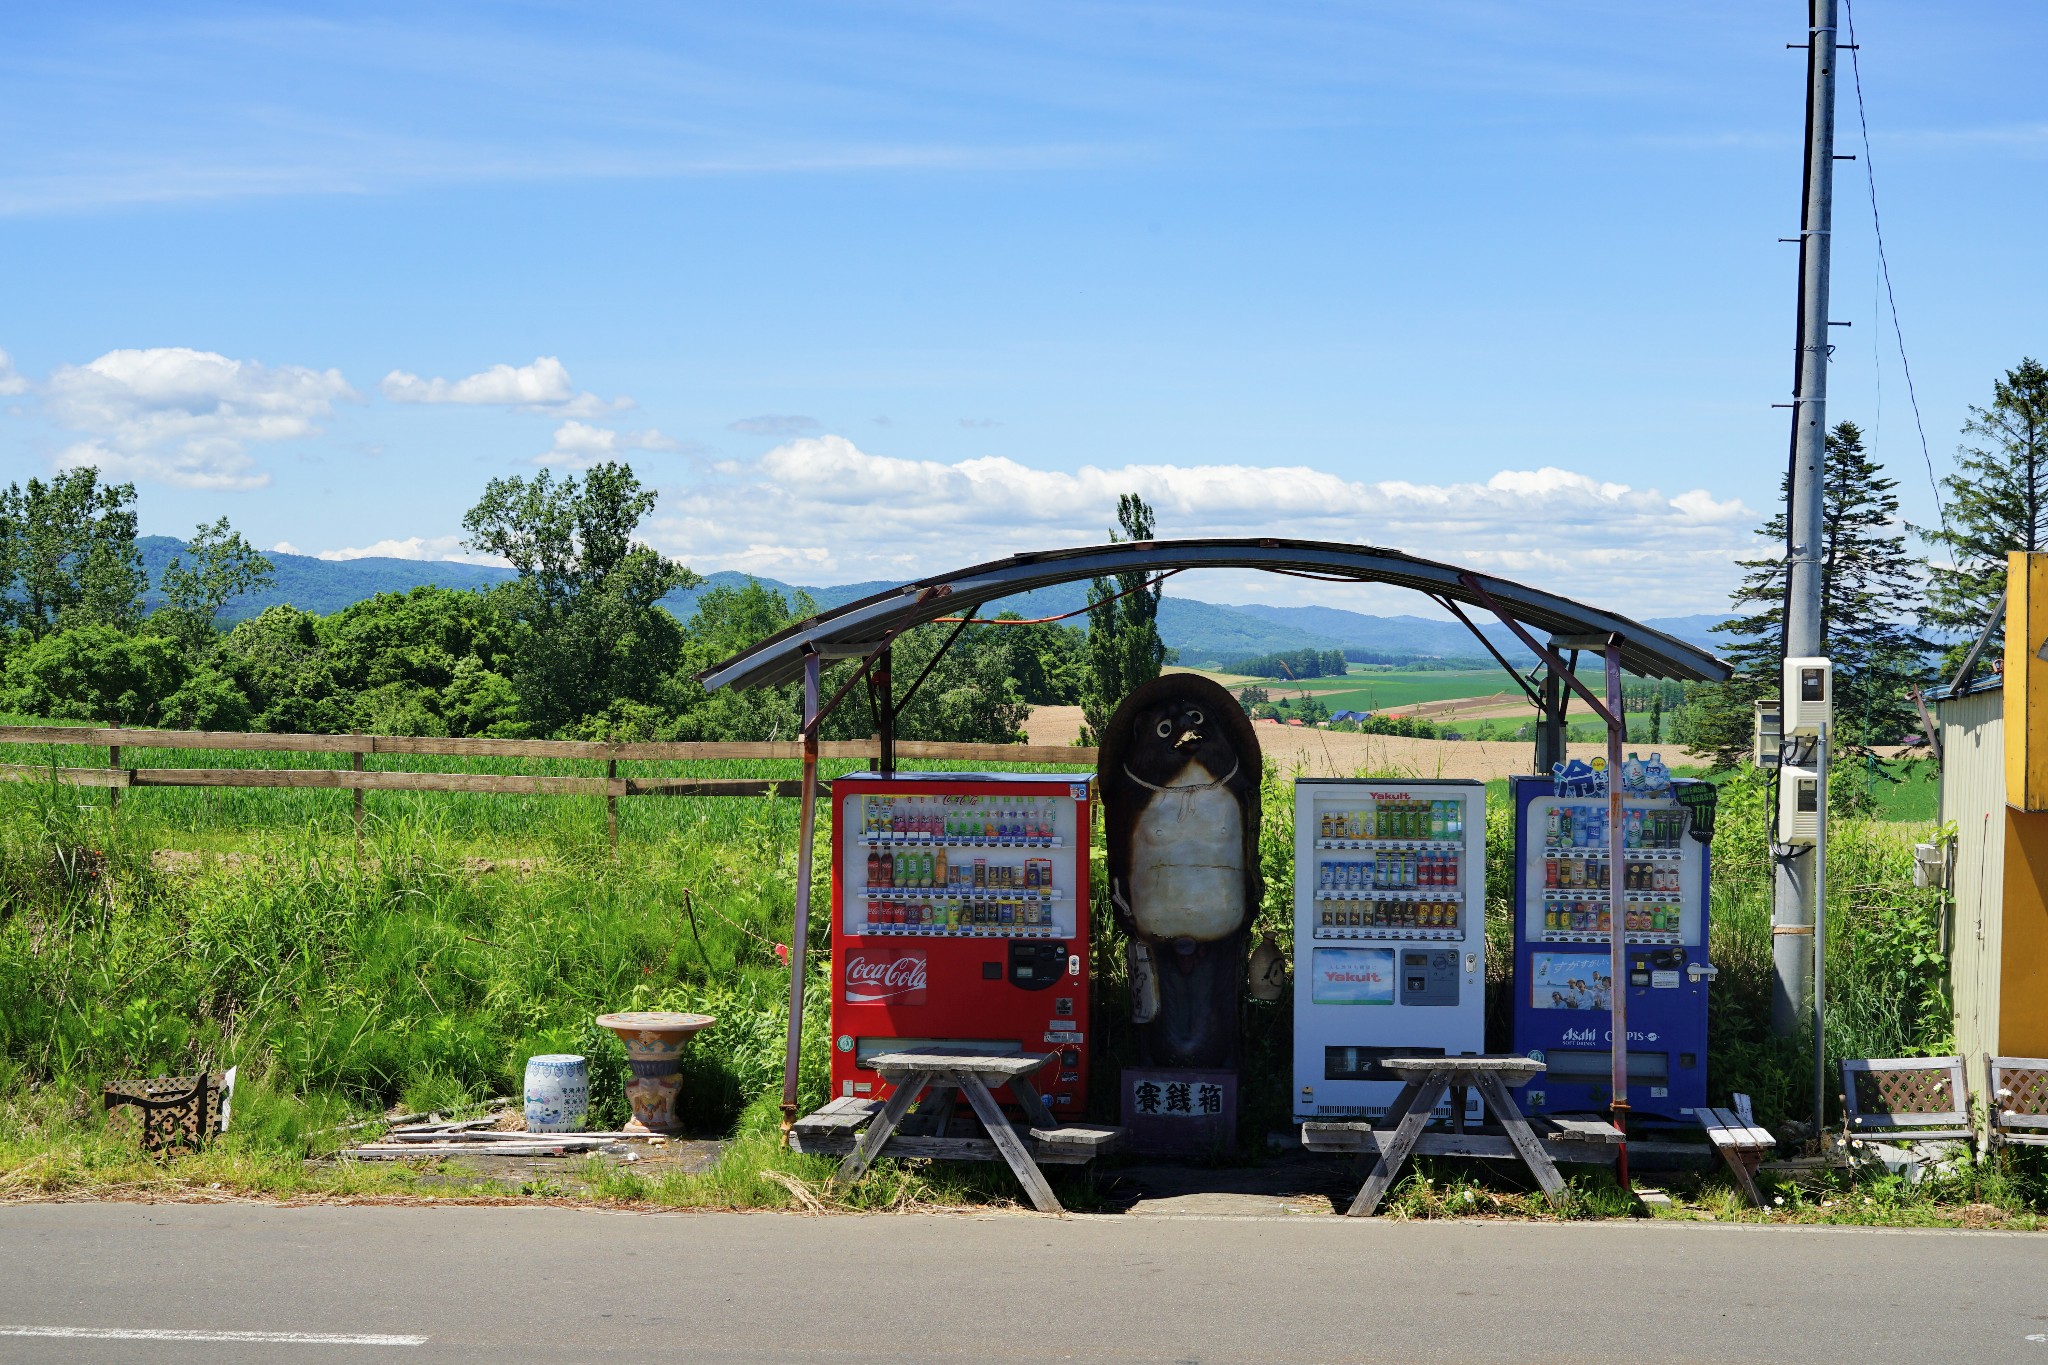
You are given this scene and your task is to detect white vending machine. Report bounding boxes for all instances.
[1292,778,1486,1122]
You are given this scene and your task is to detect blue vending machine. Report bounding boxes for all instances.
[1509,769,1714,1124]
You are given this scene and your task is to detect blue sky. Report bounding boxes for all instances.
[2,2,2042,617]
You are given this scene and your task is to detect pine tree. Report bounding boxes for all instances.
[1079,493,1166,742]
[1912,357,2048,660]
[1679,422,1929,767]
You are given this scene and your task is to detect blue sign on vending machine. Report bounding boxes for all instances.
[1507,770,1715,1124]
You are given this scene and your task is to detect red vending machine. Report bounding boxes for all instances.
[829,770,1093,1117]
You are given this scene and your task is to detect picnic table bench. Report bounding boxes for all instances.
[789,1048,1121,1214]
[1989,1056,2048,1150]
[1300,1055,1622,1216]
[1697,1105,1775,1206]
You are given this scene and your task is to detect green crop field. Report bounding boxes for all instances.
[1194,668,1514,712]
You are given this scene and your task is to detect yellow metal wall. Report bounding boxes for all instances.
[2007,553,2048,812]
[1942,686,2005,1066]
[2002,807,2048,1054]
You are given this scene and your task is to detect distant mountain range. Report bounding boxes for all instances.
[139,537,1729,666]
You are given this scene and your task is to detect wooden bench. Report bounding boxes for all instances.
[1304,1055,1621,1216]
[1988,1056,2048,1150]
[789,1048,1121,1214]
[1697,1105,1775,1207]
[1840,1057,1972,1146]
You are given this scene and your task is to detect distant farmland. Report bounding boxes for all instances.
[1184,667,1513,713]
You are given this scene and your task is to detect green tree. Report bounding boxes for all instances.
[0,468,147,638]
[154,517,275,653]
[1913,357,2048,659]
[1080,493,1165,741]
[461,462,701,736]
[1679,421,1929,767]
[218,605,354,733]
[994,615,1088,706]
[0,625,186,725]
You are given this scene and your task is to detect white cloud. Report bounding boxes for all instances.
[46,347,354,490]
[380,356,630,416]
[0,348,26,396]
[533,419,690,468]
[644,437,1758,616]
[312,534,503,565]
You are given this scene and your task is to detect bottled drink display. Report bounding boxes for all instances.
[851,794,1066,937]
[1316,799,1464,842]
[1534,800,1689,945]
[1307,792,1470,942]
[862,794,1060,845]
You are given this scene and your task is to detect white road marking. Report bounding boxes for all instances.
[0,1325,426,1345]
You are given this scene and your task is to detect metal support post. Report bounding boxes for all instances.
[1773,0,1839,1037]
[1813,723,1829,1126]
[875,646,895,777]
[1604,638,1630,1188]
[780,649,823,1140]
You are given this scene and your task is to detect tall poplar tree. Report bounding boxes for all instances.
[1913,357,2048,661]
[1079,493,1166,743]
[1680,422,1929,766]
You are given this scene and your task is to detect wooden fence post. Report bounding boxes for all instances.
[108,744,121,816]
[351,732,365,862]
[607,755,619,856]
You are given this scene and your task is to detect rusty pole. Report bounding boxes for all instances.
[780,648,823,1140]
[1604,636,1630,1190]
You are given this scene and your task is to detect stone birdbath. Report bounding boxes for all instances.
[594,1011,717,1135]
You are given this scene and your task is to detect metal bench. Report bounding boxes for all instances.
[103,1068,236,1153]
[1840,1056,1972,1144]
[1697,1105,1775,1207]
[1988,1056,2048,1150]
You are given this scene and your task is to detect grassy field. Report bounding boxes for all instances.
[0,721,2036,1224]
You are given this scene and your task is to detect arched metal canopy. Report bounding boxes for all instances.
[698,537,1729,692]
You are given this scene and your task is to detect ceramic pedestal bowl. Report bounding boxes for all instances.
[594,1011,717,1135]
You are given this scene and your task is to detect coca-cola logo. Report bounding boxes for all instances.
[843,950,928,1005]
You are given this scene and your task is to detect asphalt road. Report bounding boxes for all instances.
[2,1204,2045,1364]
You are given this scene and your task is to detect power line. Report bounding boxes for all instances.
[1842,0,1946,536]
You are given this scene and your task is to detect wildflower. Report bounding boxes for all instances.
[774,942,791,965]
[1773,1196,1784,1206]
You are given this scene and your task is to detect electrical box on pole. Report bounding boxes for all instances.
[1778,763,1821,845]
[1782,657,1833,735]
[1754,700,1784,769]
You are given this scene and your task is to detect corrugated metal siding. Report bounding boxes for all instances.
[1941,688,2006,1068]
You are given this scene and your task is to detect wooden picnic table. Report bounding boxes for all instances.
[1301,1054,1622,1216]
[790,1047,1121,1214]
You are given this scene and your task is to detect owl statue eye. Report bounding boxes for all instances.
[1155,719,1174,738]
[1188,710,1204,726]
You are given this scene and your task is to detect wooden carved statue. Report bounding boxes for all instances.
[1098,674,1263,1069]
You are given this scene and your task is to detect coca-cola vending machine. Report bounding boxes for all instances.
[829,771,1093,1117]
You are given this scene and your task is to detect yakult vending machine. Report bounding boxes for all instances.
[1507,770,1712,1123]
[829,771,1092,1116]
[1292,778,1486,1122]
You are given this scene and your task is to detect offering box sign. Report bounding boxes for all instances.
[1311,948,1395,1006]
[842,947,928,1006]
[1530,951,1611,1012]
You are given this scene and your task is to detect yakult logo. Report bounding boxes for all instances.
[844,950,928,1005]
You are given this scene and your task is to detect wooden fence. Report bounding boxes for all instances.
[0,725,1099,851]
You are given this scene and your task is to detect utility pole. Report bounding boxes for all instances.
[1772,0,1838,1038]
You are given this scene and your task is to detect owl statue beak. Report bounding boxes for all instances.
[1174,728,1202,749]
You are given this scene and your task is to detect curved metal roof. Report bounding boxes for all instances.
[698,537,1730,692]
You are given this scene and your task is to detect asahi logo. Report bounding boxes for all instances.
[1561,1027,1597,1043]
[844,950,928,1005]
